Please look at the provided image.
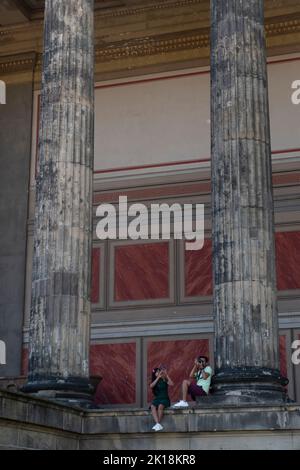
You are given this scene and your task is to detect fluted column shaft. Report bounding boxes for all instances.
[211,0,286,400]
[24,0,94,397]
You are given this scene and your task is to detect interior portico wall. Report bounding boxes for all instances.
[17,56,300,407]
[0,67,35,377]
[1,0,300,407]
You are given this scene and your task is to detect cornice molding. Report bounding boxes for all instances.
[92,17,300,64]
[94,29,210,63]
[1,11,300,77]
[266,17,300,37]
[95,0,207,18]
[0,52,36,75]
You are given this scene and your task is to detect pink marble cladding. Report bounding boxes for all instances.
[185,239,213,297]
[276,232,300,290]
[91,247,100,304]
[14,337,293,398]
[279,335,287,379]
[114,242,169,301]
[184,232,300,297]
[90,343,136,404]
[147,338,210,403]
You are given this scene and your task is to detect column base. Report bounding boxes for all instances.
[21,375,96,408]
[209,367,289,405]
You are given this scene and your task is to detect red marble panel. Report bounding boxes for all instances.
[147,338,210,403]
[90,343,136,405]
[184,232,300,297]
[91,247,100,304]
[114,242,169,301]
[279,335,287,379]
[276,232,300,290]
[21,348,28,376]
[185,239,212,297]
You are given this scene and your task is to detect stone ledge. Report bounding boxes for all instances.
[1,390,300,449]
[83,404,300,434]
[0,389,83,434]
[1,390,300,434]
[79,429,300,450]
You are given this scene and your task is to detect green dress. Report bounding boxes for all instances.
[152,379,170,408]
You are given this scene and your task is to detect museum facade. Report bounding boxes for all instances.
[0,0,300,411]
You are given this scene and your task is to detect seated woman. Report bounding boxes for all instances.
[150,365,174,431]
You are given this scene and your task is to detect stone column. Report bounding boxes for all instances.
[210,0,287,402]
[23,0,94,401]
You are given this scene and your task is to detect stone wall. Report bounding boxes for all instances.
[1,390,300,450]
[0,81,33,377]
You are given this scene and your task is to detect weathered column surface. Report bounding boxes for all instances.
[23,0,94,400]
[211,0,287,402]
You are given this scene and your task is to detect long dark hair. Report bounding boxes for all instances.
[151,367,160,383]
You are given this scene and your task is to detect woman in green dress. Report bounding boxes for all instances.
[150,366,174,431]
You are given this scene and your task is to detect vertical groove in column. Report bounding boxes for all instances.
[25,0,94,396]
[210,0,286,400]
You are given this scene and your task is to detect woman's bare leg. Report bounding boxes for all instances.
[151,405,159,424]
[158,404,165,423]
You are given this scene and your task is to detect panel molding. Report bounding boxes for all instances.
[142,333,214,407]
[90,338,139,408]
[91,241,106,310]
[108,238,176,309]
[178,237,212,304]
